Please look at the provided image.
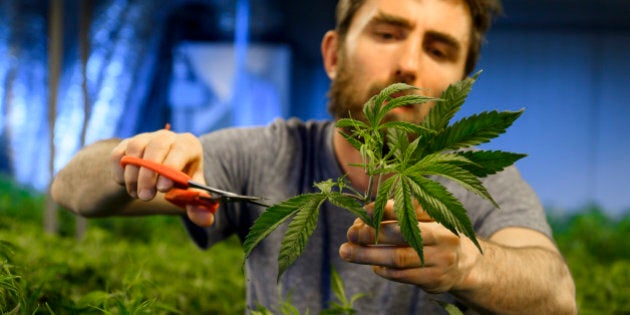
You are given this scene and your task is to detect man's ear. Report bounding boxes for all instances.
[321,30,339,79]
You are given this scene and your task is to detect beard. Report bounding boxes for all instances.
[327,52,427,128]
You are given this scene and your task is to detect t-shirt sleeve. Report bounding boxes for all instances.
[181,125,273,249]
[180,119,304,249]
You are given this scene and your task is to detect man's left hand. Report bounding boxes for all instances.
[339,200,482,293]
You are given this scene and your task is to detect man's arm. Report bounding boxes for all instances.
[452,227,576,314]
[51,138,181,217]
[339,212,576,314]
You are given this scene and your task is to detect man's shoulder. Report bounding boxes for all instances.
[270,117,334,133]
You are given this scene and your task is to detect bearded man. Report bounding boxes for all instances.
[53,0,576,313]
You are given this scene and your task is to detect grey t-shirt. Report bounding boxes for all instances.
[183,118,552,314]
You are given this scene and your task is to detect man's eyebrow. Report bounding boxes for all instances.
[367,11,415,29]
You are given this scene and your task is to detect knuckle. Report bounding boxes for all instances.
[392,247,413,268]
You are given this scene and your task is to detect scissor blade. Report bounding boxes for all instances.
[189,181,270,207]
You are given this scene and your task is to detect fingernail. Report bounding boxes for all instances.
[339,244,350,260]
[348,229,358,243]
[139,188,154,201]
[157,177,173,192]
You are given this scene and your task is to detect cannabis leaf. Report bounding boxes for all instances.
[243,71,526,279]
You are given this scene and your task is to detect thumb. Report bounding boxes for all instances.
[186,204,216,227]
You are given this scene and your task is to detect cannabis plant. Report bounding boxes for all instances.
[243,73,526,280]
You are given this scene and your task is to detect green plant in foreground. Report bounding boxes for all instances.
[243,72,526,280]
[252,267,366,315]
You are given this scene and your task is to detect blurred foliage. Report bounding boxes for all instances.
[0,176,246,314]
[549,205,630,314]
[1,176,629,314]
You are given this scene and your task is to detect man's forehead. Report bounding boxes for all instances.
[352,0,472,40]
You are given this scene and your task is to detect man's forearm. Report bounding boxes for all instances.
[52,139,179,217]
[453,240,576,314]
[52,139,131,216]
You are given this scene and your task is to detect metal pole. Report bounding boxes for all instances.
[45,0,63,234]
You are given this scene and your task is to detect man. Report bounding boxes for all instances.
[52,0,576,313]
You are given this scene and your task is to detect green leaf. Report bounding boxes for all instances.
[385,128,410,164]
[243,194,323,259]
[336,118,369,130]
[328,192,372,226]
[420,72,479,133]
[393,176,425,265]
[406,175,481,252]
[380,120,436,135]
[330,267,348,306]
[314,179,336,194]
[409,152,476,170]
[380,94,438,118]
[408,157,499,208]
[372,176,397,241]
[366,83,418,126]
[454,150,527,177]
[277,194,328,281]
[434,300,465,315]
[338,130,364,152]
[426,109,524,154]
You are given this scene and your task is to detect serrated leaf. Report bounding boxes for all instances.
[406,175,481,252]
[243,194,323,259]
[339,130,364,152]
[336,118,369,129]
[380,120,437,136]
[426,110,524,154]
[372,176,396,241]
[328,192,372,226]
[277,194,327,281]
[420,72,479,133]
[314,179,336,194]
[393,176,425,265]
[385,128,409,164]
[408,159,499,208]
[380,94,438,121]
[330,267,348,306]
[409,152,476,169]
[454,150,527,177]
[434,300,465,315]
[368,83,418,126]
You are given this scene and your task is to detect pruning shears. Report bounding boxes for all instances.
[120,156,269,213]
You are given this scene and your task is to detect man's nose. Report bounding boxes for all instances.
[394,40,422,85]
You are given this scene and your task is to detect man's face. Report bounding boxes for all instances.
[328,0,472,125]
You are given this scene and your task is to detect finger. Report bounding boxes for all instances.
[348,219,440,246]
[347,220,408,245]
[111,139,128,185]
[120,133,152,199]
[136,130,176,199]
[160,132,204,189]
[339,242,424,269]
[186,204,215,227]
[381,199,434,222]
[372,265,446,292]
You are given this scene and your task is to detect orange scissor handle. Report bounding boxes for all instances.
[120,156,218,213]
[165,189,219,214]
[120,156,191,187]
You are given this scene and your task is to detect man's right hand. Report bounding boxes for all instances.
[110,129,216,227]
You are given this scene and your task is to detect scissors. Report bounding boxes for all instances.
[120,156,270,213]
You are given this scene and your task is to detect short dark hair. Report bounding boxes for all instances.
[334,0,503,75]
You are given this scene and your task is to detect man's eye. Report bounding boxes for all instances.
[370,26,403,41]
[376,31,396,40]
[428,47,446,58]
[425,45,452,61]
